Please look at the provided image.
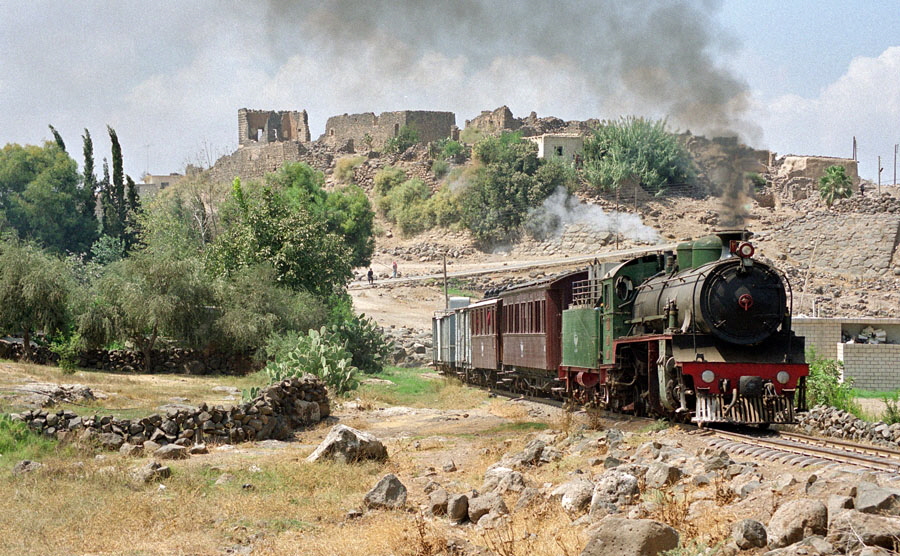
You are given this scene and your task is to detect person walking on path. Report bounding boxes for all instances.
[367,267,374,286]
[392,261,398,278]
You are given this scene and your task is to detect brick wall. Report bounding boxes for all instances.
[793,318,842,359]
[837,343,900,390]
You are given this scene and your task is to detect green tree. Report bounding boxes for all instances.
[0,241,72,361]
[208,179,353,298]
[99,126,140,249]
[213,264,328,355]
[0,142,98,255]
[79,250,214,372]
[582,117,695,194]
[819,165,853,207]
[269,163,375,267]
[48,124,66,152]
[81,129,98,223]
[460,132,568,244]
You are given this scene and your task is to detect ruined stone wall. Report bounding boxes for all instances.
[207,141,338,184]
[760,212,900,277]
[322,110,455,150]
[775,156,860,187]
[238,108,311,147]
[465,106,520,134]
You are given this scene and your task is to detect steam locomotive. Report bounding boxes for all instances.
[432,230,808,425]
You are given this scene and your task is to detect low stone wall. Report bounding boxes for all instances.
[0,340,258,375]
[795,405,900,447]
[10,376,329,448]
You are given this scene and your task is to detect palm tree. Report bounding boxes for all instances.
[819,165,853,207]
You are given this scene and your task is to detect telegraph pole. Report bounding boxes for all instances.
[878,156,883,195]
[443,253,449,310]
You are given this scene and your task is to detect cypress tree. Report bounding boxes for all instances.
[48,124,66,152]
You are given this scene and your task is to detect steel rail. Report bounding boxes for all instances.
[704,429,900,474]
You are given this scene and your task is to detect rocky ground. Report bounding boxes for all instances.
[4,360,900,555]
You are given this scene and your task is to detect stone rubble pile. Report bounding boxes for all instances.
[10,375,329,451]
[16,383,97,408]
[832,192,900,214]
[795,404,900,446]
[377,242,475,263]
[382,326,433,367]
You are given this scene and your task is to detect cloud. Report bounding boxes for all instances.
[754,46,900,180]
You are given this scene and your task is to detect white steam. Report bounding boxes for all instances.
[525,187,659,244]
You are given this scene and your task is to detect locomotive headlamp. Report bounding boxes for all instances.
[737,242,755,258]
[700,370,716,384]
[776,371,790,384]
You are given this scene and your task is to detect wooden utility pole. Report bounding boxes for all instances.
[443,253,449,310]
[878,156,883,195]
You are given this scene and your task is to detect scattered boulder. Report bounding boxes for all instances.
[189,444,209,455]
[447,494,469,522]
[551,479,595,517]
[154,444,189,460]
[12,460,43,475]
[119,443,143,457]
[305,424,387,463]
[855,482,900,515]
[429,488,448,516]
[767,498,828,549]
[591,469,639,506]
[580,517,679,556]
[827,510,900,552]
[468,493,508,523]
[363,473,407,510]
[644,462,683,489]
[731,519,767,549]
[132,461,171,483]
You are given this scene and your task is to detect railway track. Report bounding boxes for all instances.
[443,370,900,480]
[701,428,900,479]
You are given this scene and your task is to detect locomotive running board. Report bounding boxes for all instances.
[694,393,795,424]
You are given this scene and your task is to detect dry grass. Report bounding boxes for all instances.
[0,360,259,416]
[0,444,388,556]
[477,499,586,556]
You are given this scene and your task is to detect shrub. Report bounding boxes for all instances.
[49,333,82,374]
[258,327,359,396]
[431,159,450,180]
[423,184,463,227]
[746,172,767,189]
[378,178,432,236]
[819,165,853,206]
[334,156,365,184]
[582,116,695,194]
[373,166,407,196]
[0,414,60,463]
[806,351,862,415]
[384,125,420,154]
[328,313,393,374]
[882,393,900,425]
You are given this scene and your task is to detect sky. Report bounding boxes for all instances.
[1,0,899,182]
